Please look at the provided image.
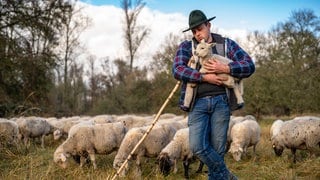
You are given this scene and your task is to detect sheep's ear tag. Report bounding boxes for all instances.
[60,154,67,162]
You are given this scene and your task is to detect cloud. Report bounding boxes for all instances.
[77,2,249,68]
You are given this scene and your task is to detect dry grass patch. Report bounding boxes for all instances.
[0,116,319,179]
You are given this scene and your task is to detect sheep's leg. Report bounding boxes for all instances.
[182,158,190,179]
[173,159,178,174]
[291,148,297,163]
[88,153,97,169]
[41,135,45,148]
[233,83,244,104]
[135,155,142,176]
[196,160,204,173]
[252,145,257,161]
[239,80,244,95]
[24,136,30,148]
[184,83,195,108]
[79,156,87,167]
[220,74,234,88]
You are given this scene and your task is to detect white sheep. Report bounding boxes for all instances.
[53,122,127,169]
[16,116,55,148]
[158,128,204,178]
[225,116,246,152]
[271,118,320,163]
[194,39,244,105]
[229,119,261,161]
[0,118,20,146]
[113,122,183,177]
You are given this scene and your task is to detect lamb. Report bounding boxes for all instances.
[158,128,204,178]
[194,39,244,105]
[229,119,261,161]
[0,118,20,146]
[271,118,320,163]
[113,122,183,176]
[53,122,127,169]
[16,116,55,148]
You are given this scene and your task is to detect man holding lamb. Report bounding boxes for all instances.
[172,10,255,180]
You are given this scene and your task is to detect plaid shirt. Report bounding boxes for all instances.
[172,34,255,110]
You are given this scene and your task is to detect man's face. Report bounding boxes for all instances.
[191,23,211,43]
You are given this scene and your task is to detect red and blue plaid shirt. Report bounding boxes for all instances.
[172,34,255,110]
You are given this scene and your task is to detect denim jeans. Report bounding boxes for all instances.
[188,94,231,180]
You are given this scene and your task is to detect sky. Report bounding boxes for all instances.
[77,0,320,68]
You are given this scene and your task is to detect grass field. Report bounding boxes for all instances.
[0,117,319,180]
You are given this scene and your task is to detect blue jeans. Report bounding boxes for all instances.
[188,94,231,180]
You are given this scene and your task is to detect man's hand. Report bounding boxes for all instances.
[202,73,228,86]
[202,59,230,74]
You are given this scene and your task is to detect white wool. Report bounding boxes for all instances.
[53,122,127,169]
[16,116,54,148]
[229,119,261,161]
[0,118,20,145]
[113,122,183,177]
[271,117,320,163]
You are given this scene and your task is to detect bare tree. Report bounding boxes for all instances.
[120,0,150,71]
[55,1,90,114]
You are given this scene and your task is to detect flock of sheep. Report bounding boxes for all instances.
[0,113,319,178]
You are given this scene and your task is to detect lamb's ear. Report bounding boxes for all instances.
[201,39,205,43]
[209,42,216,48]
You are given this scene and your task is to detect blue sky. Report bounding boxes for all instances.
[81,0,320,32]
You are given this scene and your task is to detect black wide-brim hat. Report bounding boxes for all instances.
[183,10,216,32]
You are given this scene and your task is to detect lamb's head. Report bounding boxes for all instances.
[194,39,216,59]
[158,152,174,176]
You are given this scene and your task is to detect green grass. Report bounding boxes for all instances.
[0,117,319,180]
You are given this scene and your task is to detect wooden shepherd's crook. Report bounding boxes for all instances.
[111,80,181,180]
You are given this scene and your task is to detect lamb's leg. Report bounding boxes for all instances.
[219,74,234,88]
[184,83,195,108]
[173,159,178,173]
[233,83,244,104]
